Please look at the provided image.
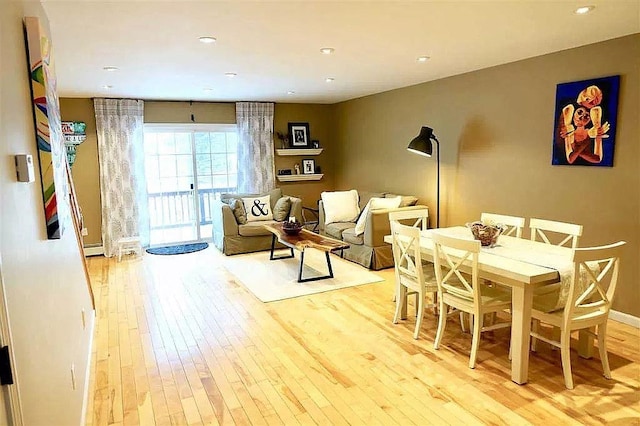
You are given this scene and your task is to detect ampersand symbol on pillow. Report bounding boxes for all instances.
[251,199,268,216]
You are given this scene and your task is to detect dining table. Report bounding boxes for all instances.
[384,225,594,385]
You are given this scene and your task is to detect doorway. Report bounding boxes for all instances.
[143,124,238,246]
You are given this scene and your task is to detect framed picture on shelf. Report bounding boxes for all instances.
[302,159,315,174]
[288,122,310,148]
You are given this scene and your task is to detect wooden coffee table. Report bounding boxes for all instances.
[263,223,350,283]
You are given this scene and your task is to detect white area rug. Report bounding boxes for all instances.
[223,249,384,302]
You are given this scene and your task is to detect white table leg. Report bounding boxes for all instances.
[578,327,595,359]
[510,285,533,384]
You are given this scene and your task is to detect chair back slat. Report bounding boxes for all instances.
[530,218,583,248]
[391,221,424,289]
[389,208,429,230]
[432,232,480,302]
[563,241,625,321]
[480,213,525,238]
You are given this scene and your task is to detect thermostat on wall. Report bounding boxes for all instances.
[14,154,35,183]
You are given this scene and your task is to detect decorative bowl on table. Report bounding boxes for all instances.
[282,220,303,236]
[466,221,504,247]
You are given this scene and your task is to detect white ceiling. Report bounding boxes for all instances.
[42,1,640,104]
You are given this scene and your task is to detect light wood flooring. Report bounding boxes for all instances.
[85,247,640,425]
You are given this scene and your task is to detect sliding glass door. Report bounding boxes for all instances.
[143,125,237,246]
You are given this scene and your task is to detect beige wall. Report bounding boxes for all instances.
[334,34,640,317]
[145,100,236,124]
[274,103,335,210]
[60,98,101,246]
[0,2,94,424]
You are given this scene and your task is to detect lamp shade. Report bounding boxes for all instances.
[407,126,435,157]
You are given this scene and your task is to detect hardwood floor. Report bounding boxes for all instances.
[85,247,640,425]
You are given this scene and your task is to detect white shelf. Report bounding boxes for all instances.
[276,148,323,156]
[276,173,324,182]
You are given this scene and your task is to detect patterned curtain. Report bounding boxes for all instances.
[236,102,275,193]
[94,99,149,257]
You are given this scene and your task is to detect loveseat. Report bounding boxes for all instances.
[212,188,303,255]
[318,190,428,270]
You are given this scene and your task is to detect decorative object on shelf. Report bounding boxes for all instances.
[24,16,67,239]
[277,169,292,175]
[61,121,87,167]
[312,140,320,148]
[288,122,310,148]
[552,75,619,167]
[407,126,441,228]
[294,164,300,174]
[282,217,303,235]
[466,221,504,247]
[275,131,289,149]
[302,159,315,174]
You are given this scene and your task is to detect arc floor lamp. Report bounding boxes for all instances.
[407,126,440,228]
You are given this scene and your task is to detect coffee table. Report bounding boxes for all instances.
[263,223,350,283]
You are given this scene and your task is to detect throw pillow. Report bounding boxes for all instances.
[385,193,419,207]
[321,190,360,225]
[242,195,273,222]
[273,196,292,222]
[354,196,402,236]
[226,198,247,225]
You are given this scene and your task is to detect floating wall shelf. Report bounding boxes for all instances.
[276,174,324,182]
[276,148,323,156]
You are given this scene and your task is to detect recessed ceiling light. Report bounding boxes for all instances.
[575,5,595,14]
[199,36,217,43]
[417,56,430,62]
[325,77,335,83]
[287,91,295,95]
[224,72,237,78]
[102,85,113,89]
[103,66,119,71]
[320,47,335,55]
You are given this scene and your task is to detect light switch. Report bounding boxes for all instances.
[14,154,35,183]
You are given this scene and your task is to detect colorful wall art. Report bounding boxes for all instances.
[24,17,67,239]
[552,75,620,167]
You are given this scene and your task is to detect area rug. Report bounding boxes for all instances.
[146,242,209,255]
[223,249,384,302]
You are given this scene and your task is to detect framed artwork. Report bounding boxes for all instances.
[552,75,620,167]
[288,122,310,148]
[302,159,315,174]
[25,17,67,239]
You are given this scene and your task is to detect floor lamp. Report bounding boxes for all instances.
[407,126,440,228]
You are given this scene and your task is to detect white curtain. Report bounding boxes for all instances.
[236,102,275,193]
[94,99,149,257]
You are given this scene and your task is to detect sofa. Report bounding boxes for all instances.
[212,188,303,255]
[318,190,428,270]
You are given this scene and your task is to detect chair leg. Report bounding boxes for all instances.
[531,319,539,352]
[413,291,425,340]
[560,329,574,389]
[552,326,561,350]
[459,312,467,333]
[392,285,404,324]
[469,311,483,369]
[434,299,447,350]
[597,322,611,379]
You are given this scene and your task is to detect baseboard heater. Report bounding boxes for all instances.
[83,245,104,257]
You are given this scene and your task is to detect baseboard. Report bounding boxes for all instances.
[610,310,640,328]
[83,246,103,256]
[80,310,96,426]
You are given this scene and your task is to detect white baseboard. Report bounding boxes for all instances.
[83,246,103,256]
[80,310,95,426]
[610,310,640,328]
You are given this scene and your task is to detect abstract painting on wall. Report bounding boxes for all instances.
[552,75,620,167]
[24,17,67,238]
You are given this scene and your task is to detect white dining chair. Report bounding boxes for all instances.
[390,221,438,339]
[529,218,583,248]
[388,208,429,230]
[530,241,625,389]
[480,213,525,238]
[432,233,512,368]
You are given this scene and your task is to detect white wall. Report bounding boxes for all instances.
[0,1,94,424]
